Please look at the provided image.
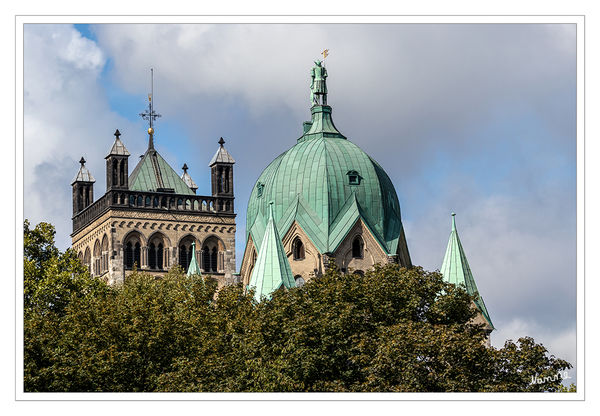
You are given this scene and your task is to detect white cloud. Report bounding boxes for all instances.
[24,25,146,249]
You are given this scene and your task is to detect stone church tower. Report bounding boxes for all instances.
[70,77,237,286]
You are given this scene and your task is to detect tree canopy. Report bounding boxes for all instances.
[24,220,573,392]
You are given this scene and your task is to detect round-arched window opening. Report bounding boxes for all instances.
[202,236,221,273]
[352,235,364,259]
[295,275,306,288]
[292,237,305,261]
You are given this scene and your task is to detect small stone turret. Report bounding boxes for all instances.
[71,157,95,215]
[181,163,198,194]
[105,129,130,191]
[209,137,235,200]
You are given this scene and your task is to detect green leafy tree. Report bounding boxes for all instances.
[24,220,109,390]
[24,220,107,316]
[24,222,572,392]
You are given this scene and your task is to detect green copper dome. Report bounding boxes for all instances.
[246,104,407,257]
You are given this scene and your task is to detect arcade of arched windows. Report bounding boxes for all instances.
[88,234,111,277]
[77,230,229,276]
[116,193,232,213]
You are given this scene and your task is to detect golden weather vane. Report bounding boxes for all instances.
[321,49,329,60]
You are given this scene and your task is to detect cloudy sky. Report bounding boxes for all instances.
[23,23,576,382]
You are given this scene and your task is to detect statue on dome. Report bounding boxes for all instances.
[310,60,328,106]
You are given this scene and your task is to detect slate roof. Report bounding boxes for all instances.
[71,158,95,184]
[181,163,198,192]
[106,137,131,157]
[209,138,236,166]
[248,203,295,302]
[440,213,494,329]
[246,104,407,257]
[129,148,195,195]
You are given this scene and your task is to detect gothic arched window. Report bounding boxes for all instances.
[224,167,230,192]
[119,159,125,186]
[134,243,141,269]
[148,234,166,270]
[178,236,195,271]
[112,159,118,186]
[293,237,305,261]
[125,242,133,269]
[211,247,218,272]
[83,247,91,274]
[101,234,109,274]
[149,243,157,269]
[202,236,220,273]
[78,187,84,211]
[202,247,210,272]
[124,234,142,270]
[352,235,364,259]
[217,167,224,193]
[93,240,101,276]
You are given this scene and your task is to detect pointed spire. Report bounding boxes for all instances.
[186,241,202,276]
[440,213,493,329]
[181,163,198,193]
[72,156,95,184]
[248,201,296,302]
[209,137,235,166]
[106,129,131,158]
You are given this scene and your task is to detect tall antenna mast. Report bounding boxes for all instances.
[139,68,162,150]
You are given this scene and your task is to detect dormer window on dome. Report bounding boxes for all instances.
[347,170,361,185]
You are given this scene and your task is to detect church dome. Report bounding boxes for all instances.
[246,103,408,258]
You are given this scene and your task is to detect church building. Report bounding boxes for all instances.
[240,59,412,292]
[70,70,237,286]
[69,61,494,342]
[241,59,493,344]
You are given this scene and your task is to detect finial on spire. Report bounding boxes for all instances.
[218,137,225,146]
[139,68,161,150]
[114,129,121,139]
[451,212,457,231]
[182,163,188,173]
[79,157,86,166]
